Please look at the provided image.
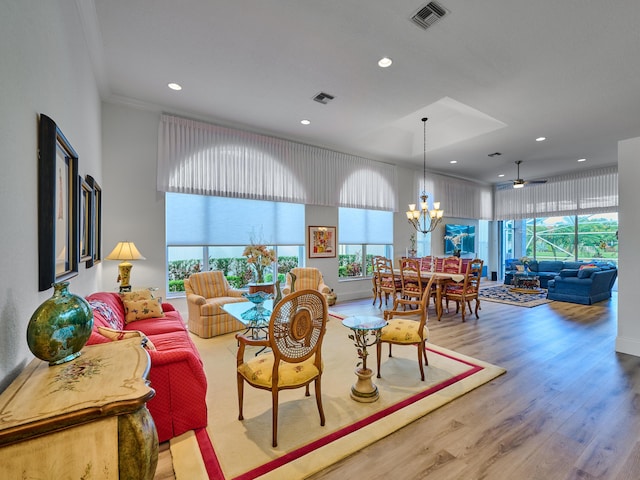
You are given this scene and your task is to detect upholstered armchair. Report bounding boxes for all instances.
[184,271,248,338]
[282,267,332,301]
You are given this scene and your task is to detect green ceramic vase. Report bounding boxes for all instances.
[26,282,94,366]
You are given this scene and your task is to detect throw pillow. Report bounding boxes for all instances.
[97,326,156,350]
[88,299,122,329]
[123,298,164,323]
[121,289,155,302]
[559,269,579,277]
[577,265,600,279]
[515,265,525,272]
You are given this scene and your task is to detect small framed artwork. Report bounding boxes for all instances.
[38,114,79,291]
[79,176,93,264]
[86,175,102,267]
[308,226,337,258]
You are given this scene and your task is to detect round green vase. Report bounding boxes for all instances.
[27,282,94,366]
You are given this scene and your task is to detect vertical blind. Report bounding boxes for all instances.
[158,114,398,211]
[415,173,494,220]
[494,166,618,220]
[338,208,394,244]
[165,193,305,246]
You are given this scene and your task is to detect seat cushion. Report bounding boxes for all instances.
[200,296,247,316]
[238,354,320,388]
[381,319,429,344]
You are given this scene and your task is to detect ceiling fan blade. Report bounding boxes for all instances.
[524,179,548,185]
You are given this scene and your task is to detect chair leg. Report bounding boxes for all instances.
[237,374,245,420]
[460,299,466,322]
[475,299,480,319]
[272,389,279,448]
[314,377,326,426]
[417,343,425,381]
[305,384,310,396]
[376,341,382,378]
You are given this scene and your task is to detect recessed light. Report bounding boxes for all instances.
[168,83,182,91]
[378,57,392,68]
[449,160,457,164]
[498,174,505,178]
[577,158,586,162]
[536,136,546,142]
[300,119,311,125]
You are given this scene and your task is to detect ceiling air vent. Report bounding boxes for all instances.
[411,1,448,30]
[312,92,335,105]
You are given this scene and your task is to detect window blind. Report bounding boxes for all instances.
[166,193,304,246]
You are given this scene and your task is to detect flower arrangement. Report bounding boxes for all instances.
[242,244,276,284]
[520,256,532,266]
[444,232,470,257]
[444,232,469,247]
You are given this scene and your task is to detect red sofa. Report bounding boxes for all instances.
[85,292,208,443]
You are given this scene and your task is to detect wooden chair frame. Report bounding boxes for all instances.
[377,275,436,381]
[236,289,328,447]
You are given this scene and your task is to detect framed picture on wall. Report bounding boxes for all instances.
[86,175,102,267]
[38,114,79,291]
[79,176,93,264]
[308,226,336,258]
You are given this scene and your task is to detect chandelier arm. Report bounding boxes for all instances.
[406,117,444,237]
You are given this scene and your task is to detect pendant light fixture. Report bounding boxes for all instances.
[406,117,444,234]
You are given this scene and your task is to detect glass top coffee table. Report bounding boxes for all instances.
[510,272,543,293]
[223,300,274,354]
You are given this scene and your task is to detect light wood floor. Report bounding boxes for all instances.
[156,287,640,480]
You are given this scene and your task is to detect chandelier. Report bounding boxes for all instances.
[406,117,444,234]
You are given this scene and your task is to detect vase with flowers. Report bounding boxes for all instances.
[444,232,469,257]
[520,256,532,272]
[242,243,276,284]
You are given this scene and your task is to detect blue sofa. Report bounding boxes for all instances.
[546,263,617,305]
[504,260,587,288]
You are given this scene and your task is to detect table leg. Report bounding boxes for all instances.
[436,283,443,320]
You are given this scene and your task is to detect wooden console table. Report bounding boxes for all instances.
[0,338,158,479]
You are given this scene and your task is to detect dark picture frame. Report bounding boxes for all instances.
[308,225,337,258]
[38,114,79,291]
[79,175,93,264]
[86,175,102,267]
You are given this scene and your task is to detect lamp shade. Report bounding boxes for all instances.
[105,241,146,261]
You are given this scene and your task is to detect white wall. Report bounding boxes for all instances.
[0,1,102,389]
[616,136,640,357]
[101,103,167,294]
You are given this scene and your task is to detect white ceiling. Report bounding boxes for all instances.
[87,0,640,185]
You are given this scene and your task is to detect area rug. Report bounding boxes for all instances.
[479,284,552,307]
[170,312,506,480]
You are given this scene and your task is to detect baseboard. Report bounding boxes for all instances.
[615,336,640,358]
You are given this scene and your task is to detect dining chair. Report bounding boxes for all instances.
[377,257,401,307]
[236,289,328,447]
[371,256,386,307]
[377,275,436,381]
[420,256,434,272]
[443,259,484,322]
[399,257,423,308]
[442,256,463,274]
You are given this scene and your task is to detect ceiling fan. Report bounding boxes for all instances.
[512,160,547,189]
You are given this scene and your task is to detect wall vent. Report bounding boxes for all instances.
[312,92,335,104]
[411,1,448,30]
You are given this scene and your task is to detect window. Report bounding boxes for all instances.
[338,208,393,278]
[166,194,304,293]
[502,213,618,265]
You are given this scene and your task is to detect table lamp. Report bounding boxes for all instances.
[105,241,146,292]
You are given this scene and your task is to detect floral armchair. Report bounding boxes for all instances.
[282,267,332,301]
[184,271,247,338]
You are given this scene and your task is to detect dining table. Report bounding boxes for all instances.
[393,269,465,320]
